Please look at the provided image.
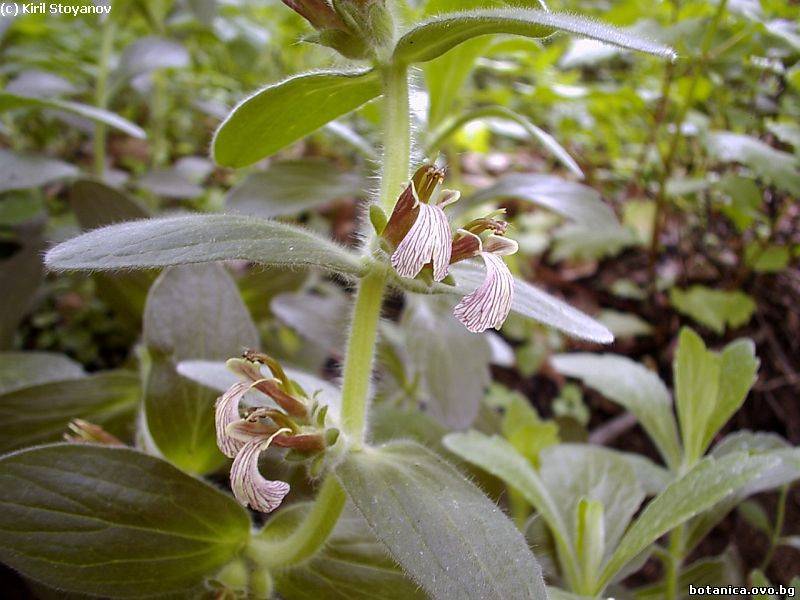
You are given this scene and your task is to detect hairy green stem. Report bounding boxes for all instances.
[340,265,388,447]
[378,64,410,213]
[247,475,346,569]
[93,18,116,177]
[253,62,412,574]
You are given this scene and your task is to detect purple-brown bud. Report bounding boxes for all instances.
[282,0,347,31]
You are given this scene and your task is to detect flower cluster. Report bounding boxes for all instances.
[215,351,337,513]
[382,164,519,333]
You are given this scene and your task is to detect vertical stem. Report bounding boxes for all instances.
[378,64,410,213]
[760,485,789,570]
[664,524,685,600]
[93,18,116,177]
[339,266,388,447]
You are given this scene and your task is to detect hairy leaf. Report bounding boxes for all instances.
[394,10,675,65]
[0,444,250,597]
[44,215,364,276]
[213,70,381,168]
[337,441,548,599]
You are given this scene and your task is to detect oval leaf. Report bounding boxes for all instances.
[337,441,548,600]
[0,351,84,396]
[393,9,676,65]
[44,214,364,276]
[213,70,381,168]
[0,444,250,597]
[0,149,78,193]
[143,264,259,474]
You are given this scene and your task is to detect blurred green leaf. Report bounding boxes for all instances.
[551,353,682,469]
[143,264,259,474]
[0,444,250,597]
[0,351,84,395]
[44,215,365,277]
[0,371,139,453]
[226,160,363,219]
[402,296,491,429]
[337,441,548,599]
[745,243,791,273]
[669,286,756,335]
[213,70,381,168]
[0,239,44,349]
[0,92,146,138]
[738,500,772,535]
[0,149,77,193]
[707,132,800,196]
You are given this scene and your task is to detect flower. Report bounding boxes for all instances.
[213,352,337,513]
[452,232,518,333]
[230,430,291,513]
[385,164,460,282]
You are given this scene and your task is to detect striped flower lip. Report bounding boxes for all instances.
[453,233,518,333]
[230,429,291,513]
[386,164,460,282]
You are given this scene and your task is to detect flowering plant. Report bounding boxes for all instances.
[3,1,795,599]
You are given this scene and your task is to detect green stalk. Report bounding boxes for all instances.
[664,524,685,600]
[760,485,788,570]
[247,474,346,569]
[248,61,412,574]
[93,18,116,177]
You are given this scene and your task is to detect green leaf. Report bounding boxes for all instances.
[745,243,791,273]
[738,500,772,535]
[0,371,139,453]
[598,452,778,588]
[44,214,365,277]
[226,159,363,219]
[0,91,146,138]
[115,35,190,82]
[669,286,756,334]
[427,106,583,177]
[674,328,721,465]
[143,264,259,474]
[540,444,645,558]
[701,339,759,450]
[462,173,615,227]
[337,441,548,600]
[0,443,250,597]
[551,353,682,469]
[402,296,491,429]
[0,351,84,395]
[633,555,733,600]
[213,69,381,168]
[0,149,78,193]
[440,262,614,344]
[551,223,637,262]
[443,431,576,584]
[707,132,800,196]
[393,9,676,65]
[268,504,425,600]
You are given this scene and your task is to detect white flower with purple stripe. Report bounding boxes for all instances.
[230,428,291,513]
[390,188,459,282]
[453,234,518,333]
